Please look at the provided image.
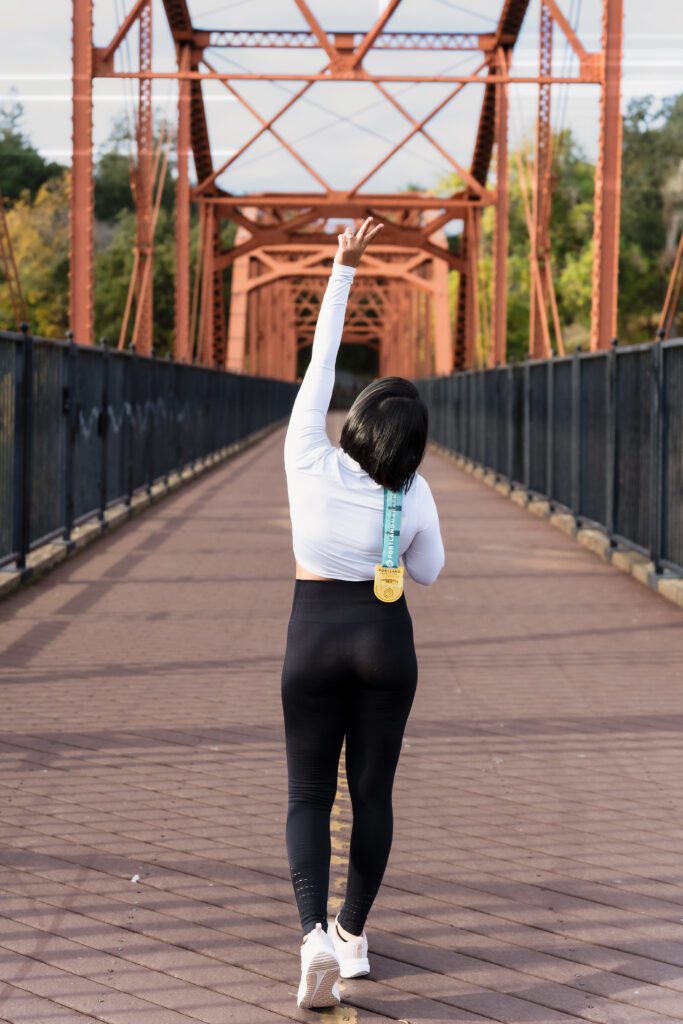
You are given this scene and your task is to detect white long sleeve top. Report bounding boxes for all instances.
[283,262,445,585]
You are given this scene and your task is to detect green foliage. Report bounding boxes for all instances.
[618,94,683,341]
[0,101,65,202]
[436,129,597,362]
[94,151,136,222]
[437,104,683,359]
[0,115,234,352]
[94,115,176,222]
[94,206,179,355]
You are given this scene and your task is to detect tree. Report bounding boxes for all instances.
[94,206,178,353]
[618,94,683,340]
[435,128,596,362]
[0,100,64,201]
[95,151,136,222]
[94,203,236,357]
[94,115,175,223]
[0,173,70,336]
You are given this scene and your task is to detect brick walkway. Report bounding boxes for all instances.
[2,412,683,1023]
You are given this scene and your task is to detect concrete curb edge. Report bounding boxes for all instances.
[429,441,683,612]
[0,417,288,605]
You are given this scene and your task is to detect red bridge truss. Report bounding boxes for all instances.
[70,0,624,377]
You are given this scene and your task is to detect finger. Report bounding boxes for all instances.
[356,216,374,241]
[355,216,374,242]
[358,224,384,251]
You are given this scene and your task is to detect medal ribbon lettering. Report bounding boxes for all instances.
[374,485,405,602]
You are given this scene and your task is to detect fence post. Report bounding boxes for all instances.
[546,359,555,510]
[62,331,77,546]
[9,342,22,568]
[146,365,154,496]
[605,342,617,546]
[478,375,484,467]
[506,366,514,489]
[12,324,33,572]
[459,375,466,461]
[491,371,498,478]
[649,341,665,575]
[163,354,172,485]
[484,373,489,468]
[211,368,218,456]
[174,362,183,474]
[571,349,581,528]
[523,362,531,498]
[98,344,109,522]
[125,347,136,506]
[491,372,497,475]
[469,374,475,464]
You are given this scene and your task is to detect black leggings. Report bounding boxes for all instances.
[280,578,418,937]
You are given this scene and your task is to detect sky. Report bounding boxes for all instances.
[1,0,682,196]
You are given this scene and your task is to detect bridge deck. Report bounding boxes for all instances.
[2,413,683,1024]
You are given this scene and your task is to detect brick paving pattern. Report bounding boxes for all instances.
[2,412,683,1023]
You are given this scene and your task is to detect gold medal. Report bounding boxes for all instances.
[374,564,404,602]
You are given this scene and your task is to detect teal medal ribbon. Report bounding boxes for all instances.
[381,486,404,568]
[375,485,405,602]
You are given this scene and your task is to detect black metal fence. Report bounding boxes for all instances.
[416,339,683,576]
[0,328,298,571]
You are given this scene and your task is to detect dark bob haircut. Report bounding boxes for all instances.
[339,376,428,493]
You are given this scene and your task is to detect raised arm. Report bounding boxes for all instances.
[283,263,355,469]
[284,217,383,471]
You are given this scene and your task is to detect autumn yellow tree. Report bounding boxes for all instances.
[1,173,70,336]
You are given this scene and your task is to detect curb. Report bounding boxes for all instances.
[429,442,683,612]
[0,418,288,605]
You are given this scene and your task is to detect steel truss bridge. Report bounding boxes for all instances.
[62,0,648,380]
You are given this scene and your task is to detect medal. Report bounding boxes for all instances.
[374,486,405,603]
[374,564,404,602]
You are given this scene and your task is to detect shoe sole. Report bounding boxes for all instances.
[297,951,341,1008]
[339,956,370,979]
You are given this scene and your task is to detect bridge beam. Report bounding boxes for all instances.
[131,0,154,356]
[590,0,624,350]
[70,0,94,346]
[491,48,510,368]
[221,243,452,379]
[174,43,191,362]
[529,2,554,361]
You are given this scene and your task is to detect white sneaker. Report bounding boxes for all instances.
[330,913,371,978]
[296,922,341,1009]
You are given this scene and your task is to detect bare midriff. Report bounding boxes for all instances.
[295,560,334,581]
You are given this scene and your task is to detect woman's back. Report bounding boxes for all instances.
[286,438,442,584]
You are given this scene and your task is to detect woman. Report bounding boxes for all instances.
[281,216,445,1009]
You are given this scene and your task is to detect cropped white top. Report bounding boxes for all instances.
[283,263,445,585]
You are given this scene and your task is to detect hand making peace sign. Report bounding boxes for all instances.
[334,216,384,268]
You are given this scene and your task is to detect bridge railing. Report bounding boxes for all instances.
[417,339,683,576]
[0,329,297,571]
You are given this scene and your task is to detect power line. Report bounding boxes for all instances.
[191,0,253,21]
[206,48,479,183]
[431,0,497,26]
